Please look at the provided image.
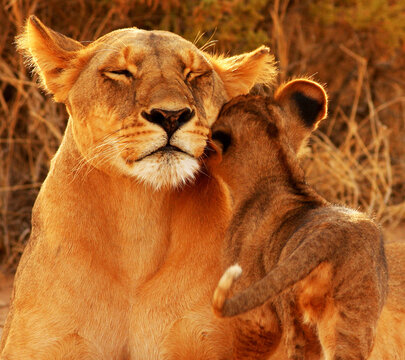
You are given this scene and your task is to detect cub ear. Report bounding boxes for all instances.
[16,15,85,102]
[274,79,328,152]
[207,46,277,98]
[275,79,328,131]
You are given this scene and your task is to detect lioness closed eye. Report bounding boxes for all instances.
[0,16,278,359]
[209,79,405,360]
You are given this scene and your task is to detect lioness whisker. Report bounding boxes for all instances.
[200,40,217,52]
[71,139,118,180]
[94,48,121,55]
[193,31,205,46]
[199,29,217,52]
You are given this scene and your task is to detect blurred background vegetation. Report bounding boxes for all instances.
[0,0,404,270]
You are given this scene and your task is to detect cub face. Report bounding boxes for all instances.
[210,79,328,194]
[17,16,276,189]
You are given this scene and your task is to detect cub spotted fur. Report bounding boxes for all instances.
[209,79,404,359]
[1,16,276,359]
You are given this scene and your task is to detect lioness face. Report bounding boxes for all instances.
[69,30,225,188]
[18,16,276,189]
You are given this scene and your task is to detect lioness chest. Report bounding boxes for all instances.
[96,176,233,358]
[3,156,232,359]
[125,178,232,358]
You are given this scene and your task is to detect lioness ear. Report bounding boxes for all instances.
[16,15,86,102]
[207,46,277,98]
[274,79,328,152]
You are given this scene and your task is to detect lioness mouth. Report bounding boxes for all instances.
[136,145,191,162]
[158,145,186,154]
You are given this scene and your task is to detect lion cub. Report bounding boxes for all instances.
[209,79,388,360]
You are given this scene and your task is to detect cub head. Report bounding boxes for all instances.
[17,16,276,189]
[209,79,327,196]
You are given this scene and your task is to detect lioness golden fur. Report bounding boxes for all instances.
[209,79,405,359]
[0,16,280,358]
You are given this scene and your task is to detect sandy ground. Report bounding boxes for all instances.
[0,225,403,340]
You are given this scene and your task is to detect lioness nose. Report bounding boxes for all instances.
[141,108,195,137]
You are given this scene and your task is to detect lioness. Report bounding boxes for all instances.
[209,79,405,359]
[0,16,277,358]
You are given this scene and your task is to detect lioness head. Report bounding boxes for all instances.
[17,16,276,189]
[210,79,327,197]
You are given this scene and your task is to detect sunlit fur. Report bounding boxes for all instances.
[1,15,278,359]
[208,79,405,360]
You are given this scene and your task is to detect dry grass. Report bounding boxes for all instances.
[0,0,404,270]
[304,45,405,230]
[267,0,405,230]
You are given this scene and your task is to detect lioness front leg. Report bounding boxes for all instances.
[1,333,102,360]
[160,308,233,360]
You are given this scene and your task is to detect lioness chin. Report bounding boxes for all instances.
[208,79,405,360]
[0,16,280,359]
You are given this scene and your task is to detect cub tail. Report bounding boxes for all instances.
[212,264,242,317]
[213,234,334,318]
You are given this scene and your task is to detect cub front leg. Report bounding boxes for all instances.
[278,293,307,360]
[297,262,383,360]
